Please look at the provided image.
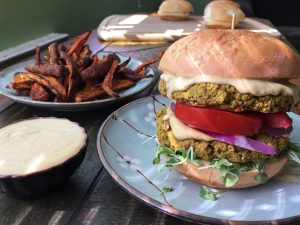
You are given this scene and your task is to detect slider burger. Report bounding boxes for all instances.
[154,29,300,189]
[158,0,194,21]
[203,0,245,29]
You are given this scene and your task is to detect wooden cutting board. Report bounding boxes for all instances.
[97,14,281,42]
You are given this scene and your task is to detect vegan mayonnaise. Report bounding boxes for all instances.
[161,73,299,103]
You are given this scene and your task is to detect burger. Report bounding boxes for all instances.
[158,0,194,21]
[203,0,245,29]
[154,29,300,189]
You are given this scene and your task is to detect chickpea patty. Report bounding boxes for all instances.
[158,79,293,113]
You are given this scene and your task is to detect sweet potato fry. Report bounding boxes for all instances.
[30,83,49,101]
[77,56,92,72]
[24,73,66,100]
[107,53,120,62]
[75,79,135,102]
[133,51,164,73]
[117,67,153,81]
[92,54,100,64]
[67,31,91,56]
[102,60,119,97]
[10,72,34,89]
[17,89,31,96]
[71,53,79,62]
[80,54,119,82]
[44,55,50,64]
[139,69,146,76]
[116,57,131,75]
[60,51,81,101]
[63,73,70,93]
[24,64,64,77]
[79,45,92,59]
[48,43,59,65]
[60,44,67,52]
[80,59,108,82]
[35,46,41,65]
[77,45,92,71]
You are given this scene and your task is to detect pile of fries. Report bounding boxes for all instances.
[9,31,163,102]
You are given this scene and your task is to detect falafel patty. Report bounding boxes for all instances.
[158,79,293,113]
[156,107,289,164]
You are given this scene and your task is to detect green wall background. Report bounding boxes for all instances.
[0,0,210,51]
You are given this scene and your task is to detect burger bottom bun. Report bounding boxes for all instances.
[204,19,242,29]
[159,13,190,21]
[173,157,288,189]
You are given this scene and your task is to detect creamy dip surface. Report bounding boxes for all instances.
[0,118,86,176]
[161,73,299,103]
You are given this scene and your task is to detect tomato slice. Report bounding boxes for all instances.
[174,103,264,136]
[264,112,292,129]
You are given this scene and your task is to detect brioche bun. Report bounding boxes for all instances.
[158,29,300,79]
[158,0,194,21]
[174,158,287,189]
[203,0,245,29]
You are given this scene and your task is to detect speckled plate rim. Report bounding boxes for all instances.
[97,95,300,225]
[0,53,156,111]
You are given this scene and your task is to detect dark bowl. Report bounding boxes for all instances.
[0,119,88,200]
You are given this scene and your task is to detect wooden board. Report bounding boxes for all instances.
[97,14,281,42]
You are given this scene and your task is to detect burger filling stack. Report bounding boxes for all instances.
[154,30,300,189]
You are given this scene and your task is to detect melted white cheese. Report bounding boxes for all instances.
[164,108,212,141]
[161,73,299,103]
[0,118,86,176]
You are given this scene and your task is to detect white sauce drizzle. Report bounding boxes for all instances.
[161,73,299,104]
[163,108,212,141]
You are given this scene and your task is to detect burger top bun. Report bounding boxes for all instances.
[173,157,287,189]
[203,0,245,28]
[158,0,194,21]
[159,29,300,79]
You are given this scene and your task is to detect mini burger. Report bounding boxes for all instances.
[158,0,194,21]
[203,0,245,29]
[154,29,300,189]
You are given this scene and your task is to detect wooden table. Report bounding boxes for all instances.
[0,19,293,225]
[0,29,195,225]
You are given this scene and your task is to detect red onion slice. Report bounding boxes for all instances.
[203,130,277,155]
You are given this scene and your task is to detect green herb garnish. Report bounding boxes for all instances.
[287,150,300,164]
[256,160,265,171]
[153,146,200,171]
[152,146,176,164]
[287,142,300,153]
[154,146,241,187]
[210,159,241,188]
[200,186,217,201]
[241,162,257,171]
[284,142,300,165]
[255,172,268,184]
[253,160,268,184]
[161,186,174,195]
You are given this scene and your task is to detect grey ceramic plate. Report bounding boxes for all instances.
[97,95,300,224]
[0,53,155,111]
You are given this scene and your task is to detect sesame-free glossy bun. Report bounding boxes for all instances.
[173,158,287,189]
[158,29,300,79]
[203,0,245,29]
